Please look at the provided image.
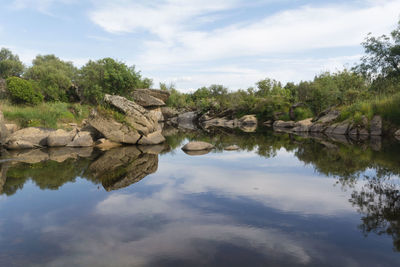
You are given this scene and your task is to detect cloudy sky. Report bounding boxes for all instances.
[0,0,399,91]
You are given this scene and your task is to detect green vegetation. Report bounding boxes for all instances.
[0,19,399,128]
[0,101,89,128]
[0,48,24,79]
[6,77,43,105]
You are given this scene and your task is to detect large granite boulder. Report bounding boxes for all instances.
[138,130,166,145]
[177,111,198,130]
[5,123,18,134]
[135,89,170,103]
[47,129,77,147]
[292,118,313,132]
[104,94,158,135]
[161,107,179,119]
[67,131,94,147]
[5,127,52,149]
[182,141,214,151]
[315,110,340,124]
[370,115,382,136]
[132,89,165,107]
[88,110,141,144]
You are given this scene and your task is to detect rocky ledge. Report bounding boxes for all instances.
[1,90,170,150]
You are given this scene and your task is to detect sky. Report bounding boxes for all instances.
[0,0,399,92]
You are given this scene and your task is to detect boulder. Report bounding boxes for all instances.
[292,118,313,132]
[332,122,349,135]
[239,115,257,125]
[88,110,141,144]
[104,94,158,135]
[95,138,122,150]
[309,123,326,133]
[132,89,165,107]
[202,117,239,129]
[177,111,198,130]
[138,130,166,145]
[47,129,77,147]
[161,107,179,119]
[5,127,52,149]
[316,110,340,124]
[182,141,214,151]
[5,123,18,134]
[273,120,295,128]
[148,107,164,122]
[135,89,170,103]
[370,115,382,136]
[67,131,93,147]
[225,145,240,151]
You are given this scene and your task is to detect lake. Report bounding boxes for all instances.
[0,128,399,266]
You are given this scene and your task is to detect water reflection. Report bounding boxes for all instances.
[0,128,399,266]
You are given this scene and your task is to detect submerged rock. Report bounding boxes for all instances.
[225,145,240,151]
[182,141,214,151]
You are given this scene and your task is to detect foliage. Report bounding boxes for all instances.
[0,48,24,79]
[78,58,151,104]
[5,77,43,105]
[24,54,77,101]
[1,101,89,128]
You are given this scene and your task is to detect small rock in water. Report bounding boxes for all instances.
[182,141,214,151]
[224,145,239,151]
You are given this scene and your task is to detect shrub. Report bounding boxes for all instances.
[294,107,313,121]
[6,77,43,105]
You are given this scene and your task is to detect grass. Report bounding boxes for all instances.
[339,92,400,126]
[0,100,90,129]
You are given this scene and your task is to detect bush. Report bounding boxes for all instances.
[6,77,43,105]
[294,107,313,121]
[0,48,24,79]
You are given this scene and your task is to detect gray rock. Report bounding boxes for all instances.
[88,110,141,144]
[47,129,77,147]
[161,107,179,119]
[148,107,164,122]
[292,118,313,132]
[67,131,93,147]
[5,127,52,149]
[370,115,382,136]
[309,123,326,133]
[95,138,122,150]
[182,141,214,151]
[316,110,340,124]
[395,130,400,141]
[135,89,170,103]
[5,123,18,134]
[273,120,295,128]
[0,111,9,144]
[132,89,166,107]
[177,111,198,130]
[104,94,158,135]
[332,122,349,135]
[138,130,166,145]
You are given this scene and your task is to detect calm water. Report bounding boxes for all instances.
[0,128,400,266]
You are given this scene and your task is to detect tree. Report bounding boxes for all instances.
[0,48,24,79]
[6,77,43,105]
[24,55,77,101]
[356,20,400,79]
[78,58,147,104]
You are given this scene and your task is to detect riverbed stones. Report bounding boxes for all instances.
[370,115,382,136]
[182,141,214,151]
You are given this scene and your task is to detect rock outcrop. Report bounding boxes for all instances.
[5,127,52,149]
[47,129,77,147]
[199,114,257,132]
[370,115,382,136]
[67,131,94,147]
[88,94,165,145]
[0,111,9,144]
[132,89,165,107]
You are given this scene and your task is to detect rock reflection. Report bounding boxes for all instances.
[87,146,161,191]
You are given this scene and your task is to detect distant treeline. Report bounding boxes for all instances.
[0,19,399,125]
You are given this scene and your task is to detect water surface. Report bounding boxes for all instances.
[0,129,399,266]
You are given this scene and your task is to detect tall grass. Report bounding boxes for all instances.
[339,93,400,126]
[0,101,90,129]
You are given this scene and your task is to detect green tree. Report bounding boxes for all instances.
[24,55,77,101]
[0,48,24,79]
[78,58,147,104]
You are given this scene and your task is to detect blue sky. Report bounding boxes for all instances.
[0,0,399,92]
